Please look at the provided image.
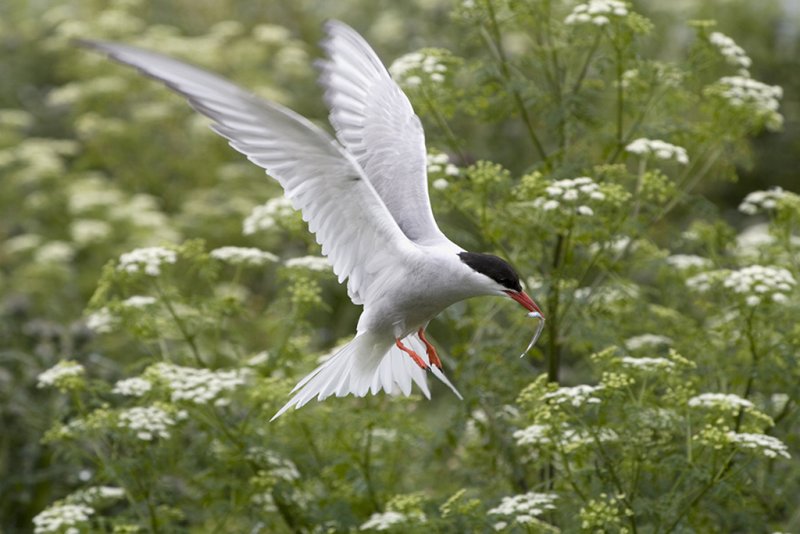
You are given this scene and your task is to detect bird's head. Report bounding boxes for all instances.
[458,252,544,317]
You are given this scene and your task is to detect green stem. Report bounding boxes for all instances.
[571,31,602,95]
[154,281,204,366]
[481,0,548,162]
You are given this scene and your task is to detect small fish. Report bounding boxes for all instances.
[520,312,545,358]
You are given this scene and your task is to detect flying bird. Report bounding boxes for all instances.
[81,21,544,419]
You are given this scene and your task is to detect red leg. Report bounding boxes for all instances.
[417,328,442,369]
[396,338,429,370]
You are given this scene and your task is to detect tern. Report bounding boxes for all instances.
[82,21,544,419]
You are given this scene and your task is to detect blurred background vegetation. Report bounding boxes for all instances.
[1,0,798,532]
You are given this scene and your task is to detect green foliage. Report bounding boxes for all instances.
[2,0,800,533]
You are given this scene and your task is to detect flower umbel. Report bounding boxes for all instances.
[37,361,85,390]
[625,138,689,164]
[210,246,278,266]
[565,0,628,26]
[118,246,177,276]
[532,177,606,217]
[33,503,94,534]
[117,405,177,441]
[488,492,558,528]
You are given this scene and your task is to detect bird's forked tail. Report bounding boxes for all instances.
[271,331,462,420]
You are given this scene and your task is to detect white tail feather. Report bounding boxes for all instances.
[271,331,462,420]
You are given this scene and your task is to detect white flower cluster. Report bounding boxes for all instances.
[284,255,331,272]
[70,219,112,245]
[246,449,302,481]
[532,177,605,216]
[122,295,157,308]
[243,196,295,235]
[723,265,795,306]
[86,307,114,333]
[727,432,790,459]
[360,511,410,531]
[739,187,788,215]
[427,152,459,191]
[117,405,176,441]
[565,0,628,26]
[118,246,177,276]
[513,424,549,447]
[150,363,247,405]
[716,76,783,130]
[688,393,754,411]
[37,361,85,389]
[67,486,126,505]
[33,503,94,533]
[112,377,152,397]
[709,32,752,72]
[624,334,673,350]
[625,138,689,164]
[687,265,795,306]
[666,254,711,270]
[620,356,674,371]
[488,492,558,529]
[542,384,603,407]
[210,246,278,266]
[389,50,448,88]
[685,271,722,293]
[513,424,617,450]
[426,152,459,177]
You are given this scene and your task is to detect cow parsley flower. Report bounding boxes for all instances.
[727,432,790,459]
[86,307,114,333]
[360,511,409,531]
[687,265,795,306]
[513,424,550,447]
[565,0,628,26]
[389,49,449,88]
[532,176,605,217]
[243,196,295,235]
[488,492,558,527]
[542,384,603,407]
[624,334,673,350]
[210,246,278,266]
[688,393,754,411]
[37,361,85,390]
[112,377,152,397]
[708,31,752,73]
[427,152,459,189]
[713,76,783,130]
[70,219,112,245]
[117,405,176,441]
[245,447,302,481]
[620,356,674,371]
[33,503,94,533]
[285,255,331,272]
[118,246,177,276]
[738,187,789,215]
[666,254,711,270]
[148,363,247,405]
[121,295,157,308]
[66,486,126,505]
[722,265,795,306]
[625,138,689,164]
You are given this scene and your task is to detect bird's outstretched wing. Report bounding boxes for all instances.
[318,21,451,246]
[82,40,417,305]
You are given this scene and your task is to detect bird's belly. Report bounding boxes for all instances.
[357,283,468,338]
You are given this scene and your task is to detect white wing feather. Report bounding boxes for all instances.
[318,21,450,246]
[82,40,418,305]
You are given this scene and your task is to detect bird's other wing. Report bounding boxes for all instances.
[82,40,417,305]
[318,20,451,247]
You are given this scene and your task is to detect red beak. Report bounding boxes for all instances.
[505,290,544,317]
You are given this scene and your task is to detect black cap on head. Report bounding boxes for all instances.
[458,252,522,292]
